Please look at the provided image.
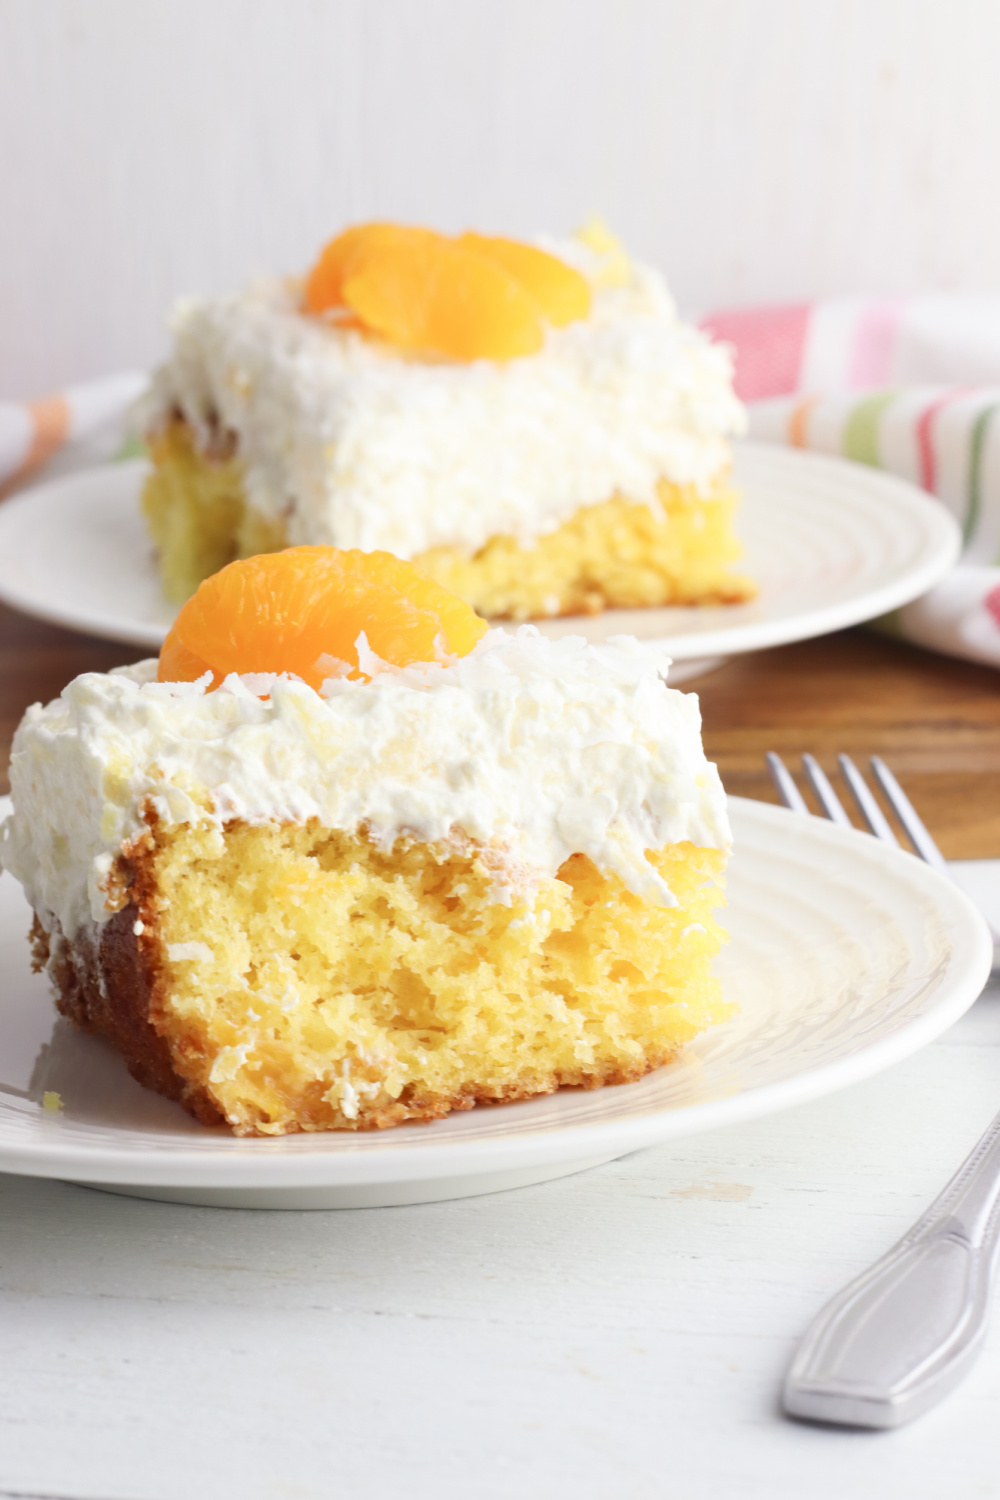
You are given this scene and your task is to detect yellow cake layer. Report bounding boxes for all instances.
[142,423,285,603]
[132,820,729,1135]
[142,420,755,613]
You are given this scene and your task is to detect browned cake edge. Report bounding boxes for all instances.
[31,908,226,1128]
[29,821,228,1128]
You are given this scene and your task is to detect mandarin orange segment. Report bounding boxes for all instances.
[342,236,543,361]
[459,234,591,327]
[302,222,593,360]
[158,547,488,692]
[304,224,439,316]
[158,633,214,686]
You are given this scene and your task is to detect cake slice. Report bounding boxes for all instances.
[140,222,752,617]
[1,549,732,1135]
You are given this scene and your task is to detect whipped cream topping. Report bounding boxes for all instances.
[140,240,745,560]
[1,629,730,939]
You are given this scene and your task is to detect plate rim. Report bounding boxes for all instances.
[0,796,991,1189]
[0,443,963,658]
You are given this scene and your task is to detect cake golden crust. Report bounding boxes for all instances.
[31,810,729,1136]
[31,912,225,1126]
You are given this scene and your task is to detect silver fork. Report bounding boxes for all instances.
[767,752,1000,1428]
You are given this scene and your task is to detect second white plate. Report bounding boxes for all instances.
[0,443,960,670]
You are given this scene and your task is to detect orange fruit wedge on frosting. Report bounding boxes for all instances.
[303,223,591,361]
[303,224,437,319]
[458,233,591,328]
[158,547,488,691]
[342,234,543,361]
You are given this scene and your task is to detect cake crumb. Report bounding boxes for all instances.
[42,1091,63,1113]
[167,940,214,963]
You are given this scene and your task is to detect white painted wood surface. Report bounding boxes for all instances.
[4,0,1000,395]
[1,874,998,1500]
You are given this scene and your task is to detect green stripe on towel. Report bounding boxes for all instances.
[843,391,897,468]
[966,402,999,546]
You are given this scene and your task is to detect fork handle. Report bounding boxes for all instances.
[784,1106,1000,1428]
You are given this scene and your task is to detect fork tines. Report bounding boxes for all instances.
[766,752,931,858]
[766,751,1000,963]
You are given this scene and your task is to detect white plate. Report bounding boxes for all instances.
[0,797,991,1210]
[0,445,960,682]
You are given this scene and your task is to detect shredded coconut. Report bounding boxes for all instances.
[1,628,730,938]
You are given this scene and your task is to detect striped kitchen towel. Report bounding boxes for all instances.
[700,296,1000,669]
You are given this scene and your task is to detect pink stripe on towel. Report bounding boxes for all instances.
[986,583,1000,631]
[916,388,971,494]
[699,303,811,402]
[848,301,905,389]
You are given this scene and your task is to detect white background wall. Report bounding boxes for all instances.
[4,0,1000,396]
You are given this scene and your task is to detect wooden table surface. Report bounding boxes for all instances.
[1,603,999,1500]
[2,600,996,855]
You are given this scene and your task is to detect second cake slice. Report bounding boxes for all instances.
[140,223,752,617]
